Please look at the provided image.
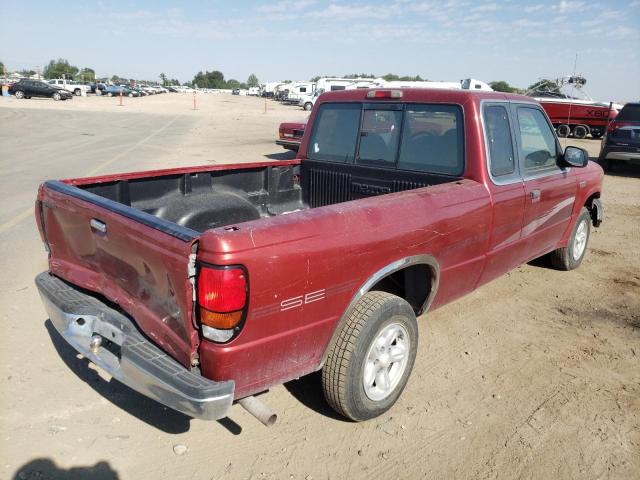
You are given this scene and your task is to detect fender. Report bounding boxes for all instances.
[318,254,440,369]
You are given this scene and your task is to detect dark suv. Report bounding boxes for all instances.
[9,79,73,101]
[598,103,640,171]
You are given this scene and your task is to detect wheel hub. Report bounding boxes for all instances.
[363,322,410,401]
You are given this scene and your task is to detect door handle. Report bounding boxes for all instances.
[90,218,107,234]
[529,189,541,201]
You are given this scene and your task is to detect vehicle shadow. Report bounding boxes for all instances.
[44,320,242,435]
[283,371,350,422]
[13,458,119,480]
[263,151,297,161]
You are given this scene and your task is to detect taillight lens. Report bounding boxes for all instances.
[198,267,246,312]
[197,266,247,332]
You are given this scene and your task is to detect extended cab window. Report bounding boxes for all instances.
[517,107,559,173]
[483,105,515,177]
[309,103,360,163]
[398,105,464,175]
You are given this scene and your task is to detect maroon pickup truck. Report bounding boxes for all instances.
[35,88,603,425]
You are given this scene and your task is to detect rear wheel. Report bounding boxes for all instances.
[322,291,418,421]
[591,129,603,139]
[14,90,25,99]
[549,207,591,270]
[107,92,113,97]
[573,125,588,139]
[74,88,81,96]
[556,124,570,137]
[52,92,61,101]
[304,102,313,111]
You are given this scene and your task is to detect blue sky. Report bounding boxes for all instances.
[1,0,639,101]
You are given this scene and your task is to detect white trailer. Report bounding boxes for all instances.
[282,81,315,104]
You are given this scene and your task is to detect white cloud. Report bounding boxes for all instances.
[257,0,316,14]
[310,4,398,20]
[630,0,640,7]
[472,2,499,12]
[524,4,544,13]
[553,1,585,13]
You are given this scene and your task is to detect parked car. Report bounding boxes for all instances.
[35,88,603,426]
[232,89,240,95]
[276,121,306,151]
[47,79,89,96]
[103,85,140,97]
[598,102,640,171]
[9,79,73,101]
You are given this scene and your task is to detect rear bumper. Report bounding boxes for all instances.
[35,272,234,420]
[276,139,301,151]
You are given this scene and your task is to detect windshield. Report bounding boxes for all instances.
[308,102,464,175]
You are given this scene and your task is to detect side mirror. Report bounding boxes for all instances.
[561,146,589,168]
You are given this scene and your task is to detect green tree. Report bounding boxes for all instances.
[43,58,79,79]
[489,80,520,93]
[247,73,259,88]
[77,68,95,82]
[226,78,241,89]
[527,79,558,93]
[159,73,167,86]
[0,61,5,76]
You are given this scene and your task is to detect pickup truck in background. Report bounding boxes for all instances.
[47,79,90,96]
[35,88,603,425]
[276,121,306,151]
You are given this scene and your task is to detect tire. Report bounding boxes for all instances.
[573,125,588,139]
[304,102,313,111]
[591,130,603,140]
[107,92,113,97]
[14,90,25,99]
[556,124,570,138]
[52,92,61,101]
[74,88,81,96]
[128,93,134,98]
[322,291,418,421]
[549,207,591,270]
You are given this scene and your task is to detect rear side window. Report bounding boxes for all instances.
[517,107,559,173]
[616,104,640,122]
[308,103,360,163]
[398,105,464,175]
[483,105,515,177]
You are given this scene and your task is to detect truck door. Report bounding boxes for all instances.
[478,102,526,285]
[513,104,576,259]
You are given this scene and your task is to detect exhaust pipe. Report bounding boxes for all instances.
[238,396,277,427]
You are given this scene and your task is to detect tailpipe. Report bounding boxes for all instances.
[238,396,277,427]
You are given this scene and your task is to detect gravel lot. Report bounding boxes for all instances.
[0,93,638,480]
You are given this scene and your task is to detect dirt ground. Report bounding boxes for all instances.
[0,93,638,480]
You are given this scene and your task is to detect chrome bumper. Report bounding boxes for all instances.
[35,272,234,420]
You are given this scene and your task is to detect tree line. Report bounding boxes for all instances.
[187,71,259,90]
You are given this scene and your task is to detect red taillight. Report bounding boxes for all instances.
[198,267,246,313]
[366,89,403,99]
[607,121,617,133]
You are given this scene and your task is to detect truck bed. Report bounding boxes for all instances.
[62,161,460,234]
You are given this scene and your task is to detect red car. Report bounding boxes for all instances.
[35,88,603,425]
[276,121,306,151]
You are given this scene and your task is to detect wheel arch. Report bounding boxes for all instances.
[318,254,439,368]
[584,191,602,227]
